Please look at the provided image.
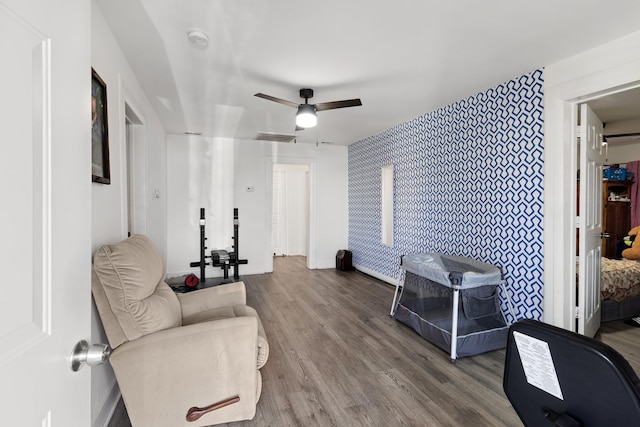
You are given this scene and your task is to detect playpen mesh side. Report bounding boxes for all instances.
[394,272,508,357]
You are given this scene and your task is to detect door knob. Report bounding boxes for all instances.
[70,340,111,372]
[600,233,611,239]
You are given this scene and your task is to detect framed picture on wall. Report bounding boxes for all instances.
[91,68,110,184]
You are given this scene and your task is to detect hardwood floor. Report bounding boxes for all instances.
[108,256,640,426]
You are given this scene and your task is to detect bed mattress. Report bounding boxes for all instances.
[601,257,640,302]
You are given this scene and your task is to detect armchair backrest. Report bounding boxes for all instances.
[92,234,182,349]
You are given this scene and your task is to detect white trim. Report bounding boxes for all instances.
[94,386,121,427]
[117,75,127,238]
[354,263,400,287]
[544,30,640,330]
[41,37,52,336]
[119,77,148,238]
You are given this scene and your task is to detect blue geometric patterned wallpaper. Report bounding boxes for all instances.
[348,69,544,322]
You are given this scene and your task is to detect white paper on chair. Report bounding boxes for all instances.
[513,331,564,400]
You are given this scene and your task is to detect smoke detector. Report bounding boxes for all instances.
[187,29,209,49]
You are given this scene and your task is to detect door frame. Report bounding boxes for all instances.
[271,164,310,257]
[121,82,147,238]
[265,157,316,272]
[544,30,640,331]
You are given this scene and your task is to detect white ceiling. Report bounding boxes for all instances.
[96,0,640,146]
[589,87,640,146]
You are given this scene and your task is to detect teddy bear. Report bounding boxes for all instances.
[621,226,640,260]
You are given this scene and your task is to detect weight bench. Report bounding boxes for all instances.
[190,208,248,283]
[210,249,245,280]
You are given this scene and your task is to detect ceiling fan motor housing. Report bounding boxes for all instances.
[300,88,314,101]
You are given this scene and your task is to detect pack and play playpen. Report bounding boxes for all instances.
[393,253,510,362]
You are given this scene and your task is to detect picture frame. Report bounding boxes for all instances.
[91,68,110,184]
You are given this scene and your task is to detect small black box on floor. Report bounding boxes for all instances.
[336,250,353,271]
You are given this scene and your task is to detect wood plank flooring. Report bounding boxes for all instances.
[108,256,640,426]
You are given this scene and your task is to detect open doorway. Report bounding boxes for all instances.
[124,102,146,237]
[574,88,640,335]
[272,164,310,262]
[573,90,640,335]
[544,32,640,332]
[562,90,640,336]
[588,86,640,259]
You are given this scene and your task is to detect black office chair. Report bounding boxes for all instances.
[503,319,640,426]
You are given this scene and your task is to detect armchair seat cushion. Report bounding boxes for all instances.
[110,316,262,426]
[183,304,270,369]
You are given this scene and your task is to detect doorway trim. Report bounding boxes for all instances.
[544,30,640,330]
[120,78,147,238]
[265,156,317,272]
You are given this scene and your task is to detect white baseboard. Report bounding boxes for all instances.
[93,383,121,427]
[169,262,400,286]
[353,264,400,287]
[315,258,337,270]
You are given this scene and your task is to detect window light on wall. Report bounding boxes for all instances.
[381,165,394,246]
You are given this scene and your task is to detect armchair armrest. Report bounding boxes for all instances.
[177,281,246,318]
[109,316,260,427]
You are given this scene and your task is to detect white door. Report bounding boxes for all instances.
[0,0,92,425]
[577,103,605,337]
[286,169,308,256]
[272,170,287,256]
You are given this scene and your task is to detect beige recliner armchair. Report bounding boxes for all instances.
[91,234,268,427]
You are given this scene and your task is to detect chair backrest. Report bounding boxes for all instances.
[92,234,181,349]
[503,319,640,426]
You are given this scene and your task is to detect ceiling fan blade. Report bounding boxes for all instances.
[254,93,298,108]
[295,125,306,132]
[604,132,640,138]
[315,98,362,112]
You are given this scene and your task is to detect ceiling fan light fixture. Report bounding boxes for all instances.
[296,104,317,128]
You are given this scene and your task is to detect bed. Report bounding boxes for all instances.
[599,257,640,322]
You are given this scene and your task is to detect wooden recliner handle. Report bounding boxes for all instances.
[186,396,240,422]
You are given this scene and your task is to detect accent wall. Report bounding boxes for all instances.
[348,69,544,321]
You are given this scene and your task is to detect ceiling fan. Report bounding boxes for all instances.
[255,88,362,130]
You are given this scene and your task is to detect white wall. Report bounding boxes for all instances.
[166,137,348,277]
[236,140,349,271]
[311,145,349,268]
[91,3,167,426]
[166,134,234,278]
[607,143,640,165]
